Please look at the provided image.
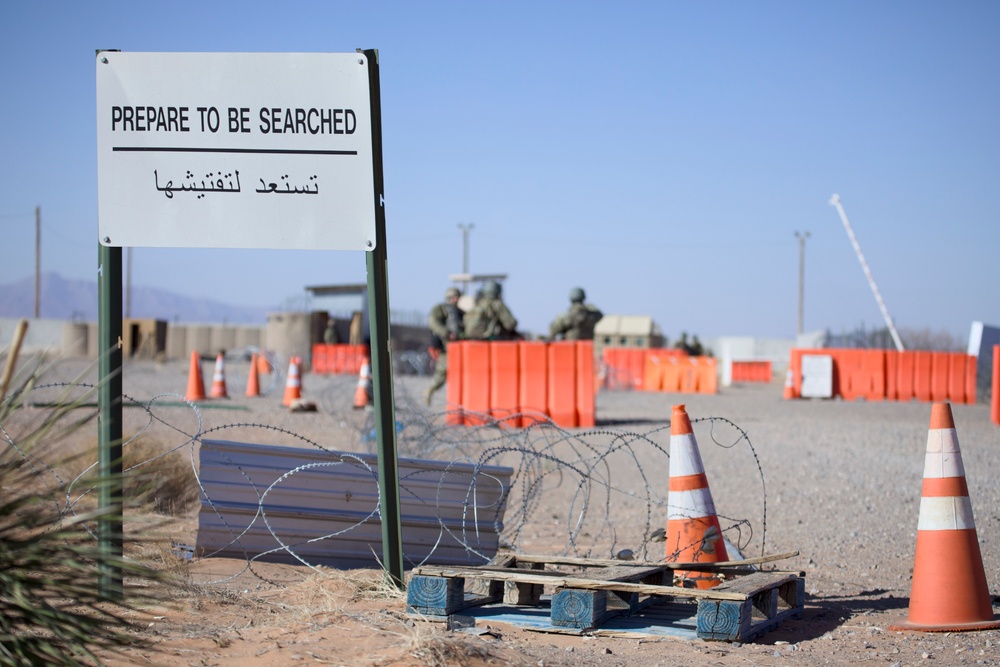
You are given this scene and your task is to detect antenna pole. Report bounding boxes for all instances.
[828,194,904,351]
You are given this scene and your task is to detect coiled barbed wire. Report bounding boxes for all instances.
[1,365,768,589]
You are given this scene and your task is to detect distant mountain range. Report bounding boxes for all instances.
[0,272,272,324]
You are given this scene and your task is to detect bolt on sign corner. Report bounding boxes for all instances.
[96,52,376,251]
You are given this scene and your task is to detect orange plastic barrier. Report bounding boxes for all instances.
[576,341,596,428]
[602,347,632,390]
[699,357,718,394]
[312,343,328,374]
[445,341,464,426]
[460,341,492,426]
[731,360,772,383]
[787,348,977,404]
[547,342,578,428]
[897,351,916,401]
[913,352,932,402]
[643,354,665,391]
[627,349,646,391]
[638,349,716,394]
[679,357,699,393]
[930,353,949,402]
[519,341,548,427]
[661,357,681,392]
[885,351,899,401]
[309,344,369,375]
[948,353,967,405]
[490,342,520,426]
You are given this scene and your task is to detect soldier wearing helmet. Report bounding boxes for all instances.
[464,279,518,341]
[424,286,465,405]
[549,287,603,341]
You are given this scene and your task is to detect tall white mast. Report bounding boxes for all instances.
[828,194,905,352]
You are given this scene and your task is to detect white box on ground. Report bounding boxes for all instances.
[96,51,376,251]
[801,354,833,399]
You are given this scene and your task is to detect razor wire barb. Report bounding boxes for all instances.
[1,362,770,589]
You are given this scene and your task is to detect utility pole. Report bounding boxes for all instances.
[457,223,474,291]
[795,231,810,336]
[34,206,40,319]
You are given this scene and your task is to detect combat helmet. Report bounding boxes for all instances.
[569,287,585,303]
[482,280,501,298]
[444,287,461,300]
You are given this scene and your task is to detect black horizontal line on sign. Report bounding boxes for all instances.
[112,146,358,155]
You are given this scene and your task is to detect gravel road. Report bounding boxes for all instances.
[11,354,1000,665]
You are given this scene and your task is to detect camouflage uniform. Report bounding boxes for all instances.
[549,288,603,340]
[464,280,518,340]
[425,288,464,405]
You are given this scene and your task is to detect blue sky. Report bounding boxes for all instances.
[1,1,998,341]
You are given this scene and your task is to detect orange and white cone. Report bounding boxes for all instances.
[246,352,261,398]
[185,350,206,402]
[889,402,1000,632]
[353,356,373,409]
[783,368,797,400]
[666,403,729,588]
[184,350,205,401]
[282,357,302,407]
[209,353,229,398]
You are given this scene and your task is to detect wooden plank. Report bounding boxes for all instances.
[550,564,671,629]
[409,565,749,601]
[511,551,798,570]
[696,572,805,641]
[712,571,796,596]
[406,575,466,616]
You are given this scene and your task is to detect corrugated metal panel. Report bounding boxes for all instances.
[195,439,513,569]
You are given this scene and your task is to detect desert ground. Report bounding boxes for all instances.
[6,355,1000,666]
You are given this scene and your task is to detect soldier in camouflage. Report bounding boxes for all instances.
[549,287,603,340]
[424,286,464,406]
[464,280,518,341]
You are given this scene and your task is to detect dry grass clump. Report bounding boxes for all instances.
[121,436,199,516]
[0,358,175,666]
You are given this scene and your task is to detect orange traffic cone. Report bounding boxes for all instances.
[783,368,797,400]
[282,357,302,406]
[257,352,272,375]
[246,352,261,398]
[185,351,206,402]
[666,403,728,588]
[209,353,229,398]
[889,403,1000,632]
[353,356,373,409]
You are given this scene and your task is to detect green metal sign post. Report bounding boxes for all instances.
[361,48,404,589]
[97,242,124,600]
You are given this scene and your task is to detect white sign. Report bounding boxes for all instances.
[96,52,376,250]
[801,354,834,399]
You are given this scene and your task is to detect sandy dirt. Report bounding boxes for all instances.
[10,356,1000,666]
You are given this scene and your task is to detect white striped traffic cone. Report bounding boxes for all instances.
[353,356,373,409]
[889,402,1000,632]
[209,353,228,398]
[282,357,302,406]
[666,403,729,588]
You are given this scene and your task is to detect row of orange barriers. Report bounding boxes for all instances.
[731,360,773,383]
[446,341,595,429]
[312,343,368,375]
[601,347,718,395]
[643,352,718,394]
[787,348,977,403]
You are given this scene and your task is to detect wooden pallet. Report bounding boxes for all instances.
[406,552,804,642]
